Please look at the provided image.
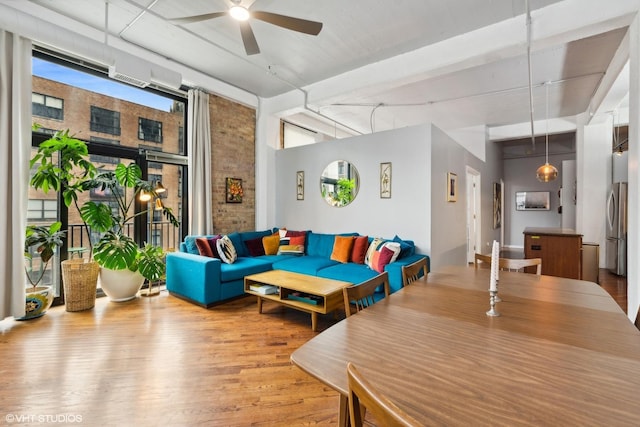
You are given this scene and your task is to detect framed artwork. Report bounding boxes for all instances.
[225,177,243,203]
[380,162,391,198]
[515,191,550,211]
[296,171,304,200]
[493,182,502,229]
[447,172,457,202]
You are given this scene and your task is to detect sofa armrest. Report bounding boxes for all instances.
[166,252,223,306]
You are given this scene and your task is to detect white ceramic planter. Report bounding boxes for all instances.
[17,286,55,320]
[99,268,144,302]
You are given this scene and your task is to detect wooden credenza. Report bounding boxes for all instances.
[523,227,582,279]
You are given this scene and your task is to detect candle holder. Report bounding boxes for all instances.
[494,281,502,302]
[486,290,501,317]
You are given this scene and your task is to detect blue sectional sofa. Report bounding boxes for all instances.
[166,229,429,307]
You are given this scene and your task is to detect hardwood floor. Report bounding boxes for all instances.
[0,292,344,426]
[0,268,629,426]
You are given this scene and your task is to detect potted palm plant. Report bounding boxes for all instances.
[30,129,100,312]
[82,162,179,301]
[18,222,66,320]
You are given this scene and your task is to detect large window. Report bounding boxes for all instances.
[90,106,121,135]
[32,93,63,120]
[30,51,188,305]
[138,117,163,143]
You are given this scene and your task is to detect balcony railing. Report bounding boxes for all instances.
[67,221,181,255]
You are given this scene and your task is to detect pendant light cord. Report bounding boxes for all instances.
[545,82,549,164]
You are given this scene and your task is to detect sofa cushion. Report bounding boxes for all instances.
[331,235,355,263]
[195,237,214,257]
[317,263,378,285]
[217,235,238,264]
[227,232,245,257]
[366,239,402,273]
[307,232,358,258]
[351,235,368,264]
[220,257,272,282]
[273,256,339,275]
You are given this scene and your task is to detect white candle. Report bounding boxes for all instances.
[490,240,499,292]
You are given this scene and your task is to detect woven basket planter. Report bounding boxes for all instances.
[61,259,99,312]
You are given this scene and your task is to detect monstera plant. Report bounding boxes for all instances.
[81,162,179,301]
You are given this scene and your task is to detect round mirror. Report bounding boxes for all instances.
[320,160,360,207]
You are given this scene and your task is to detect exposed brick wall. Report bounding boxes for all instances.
[209,94,256,234]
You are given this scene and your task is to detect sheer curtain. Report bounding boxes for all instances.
[0,30,31,319]
[187,89,213,235]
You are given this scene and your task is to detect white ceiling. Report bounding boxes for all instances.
[3,0,637,139]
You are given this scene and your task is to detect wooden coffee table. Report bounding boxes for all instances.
[244,270,351,331]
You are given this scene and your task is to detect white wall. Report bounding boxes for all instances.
[429,126,502,270]
[275,125,432,255]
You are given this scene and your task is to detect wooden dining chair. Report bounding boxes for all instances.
[401,258,428,287]
[343,272,390,317]
[474,253,542,275]
[347,362,423,427]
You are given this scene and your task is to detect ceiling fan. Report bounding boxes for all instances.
[170,0,323,56]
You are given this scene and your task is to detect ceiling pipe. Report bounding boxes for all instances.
[526,0,536,150]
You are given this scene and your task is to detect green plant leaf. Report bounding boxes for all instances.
[115,163,142,188]
[136,244,166,281]
[80,202,114,232]
[93,232,139,270]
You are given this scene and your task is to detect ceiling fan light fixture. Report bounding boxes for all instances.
[229,5,250,21]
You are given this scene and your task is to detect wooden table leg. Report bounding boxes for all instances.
[339,394,349,427]
[257,296,263,313]
[311,312,318,332]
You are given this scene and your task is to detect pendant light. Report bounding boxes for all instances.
[536,83,558,182]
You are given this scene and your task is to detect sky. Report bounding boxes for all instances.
[32,58,174,112]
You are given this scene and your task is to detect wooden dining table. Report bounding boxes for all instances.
[290,265,640,426]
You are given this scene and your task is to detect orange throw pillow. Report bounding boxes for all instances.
[195,237,214,257]
[262,234,280,255]
[331,236,356,263]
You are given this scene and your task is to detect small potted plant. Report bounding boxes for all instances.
[18,222,66,320]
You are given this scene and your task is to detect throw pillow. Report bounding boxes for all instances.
[350,235,369,264]
[365,238,401,272]
[183,236,201,255]
[216,235,238,264]
[331,235,356,263]
[365,237,386,267]
[195,237,214,257]
[277,244,305,255]
[393,235,415,258]
[289,235,306,246]
[286,230,306,237]
[262,234,280,255]
[370,245,396,273]
[207,235,222,258]
[245,237,266,257]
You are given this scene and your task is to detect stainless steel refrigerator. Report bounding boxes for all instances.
[606,182,627,276]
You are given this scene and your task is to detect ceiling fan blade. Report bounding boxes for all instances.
[251,11,322,36]
[239,21,260,55]
[169,11,227,25]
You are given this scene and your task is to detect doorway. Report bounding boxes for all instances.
[466,167,481,262]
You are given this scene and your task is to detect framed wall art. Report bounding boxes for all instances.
[493,182,502,229]
[380,162,391,198]
[296,171,304,200]
[447,172,457,202]
[225,177,243,203]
